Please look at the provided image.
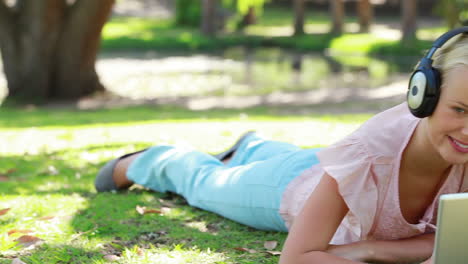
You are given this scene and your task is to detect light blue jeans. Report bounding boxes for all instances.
[127,132,321,232]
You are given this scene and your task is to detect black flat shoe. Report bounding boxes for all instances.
[212,131,256,161]
[94,149,147,192]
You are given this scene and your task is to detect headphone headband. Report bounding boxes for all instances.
[432,26,468,49]
[424,26,468,61]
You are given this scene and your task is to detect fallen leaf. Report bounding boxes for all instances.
[234,247,257,253]
[59,215,73,221]
[136,205,146,215]
[158,199,176,208]
[0,175,9,182]
[135,246,144,256]
[8,229,34,236]
[1,168,17,176]
[144,209,162,214]
[161,207,172,214]
[157,230,168,236]
[264,240,278,250]
[15,235,43,248]
[6,168,17,174]
[0,208,11,216]
[136,205,161,215]
[103,254,120,262]
[47,165,59,175]
[266,250,282,256]
[136,205,145,215]
[70,227,97,241]
[11,258,26,264]
[38,215,56,221]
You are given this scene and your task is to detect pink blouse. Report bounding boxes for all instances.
[279,102,468,245]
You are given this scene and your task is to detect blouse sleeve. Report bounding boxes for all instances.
[316,135,378,239]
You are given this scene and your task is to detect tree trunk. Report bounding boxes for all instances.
[445,0,458,28]
[293,0,305,36]
[0,1,20,97]
[54,0,114,99]
[201,0,216,36]
[0,0,114,104]
[401,0,417,43]
[330,0,344,35]
[357,0,373,33]
[241,6,256,27]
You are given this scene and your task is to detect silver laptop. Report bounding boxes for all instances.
[434,192,468,264]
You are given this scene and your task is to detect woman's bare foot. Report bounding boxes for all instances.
[112,152,142,188]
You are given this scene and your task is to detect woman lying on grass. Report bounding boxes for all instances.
[95,28,468,264]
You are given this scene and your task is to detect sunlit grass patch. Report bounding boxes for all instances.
[116,244,228,264]
[330,34,392,55]
[104,17,176,38]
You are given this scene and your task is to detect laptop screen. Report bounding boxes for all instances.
[433,192,468,264]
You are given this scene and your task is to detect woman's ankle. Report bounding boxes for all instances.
[113,152,141,188]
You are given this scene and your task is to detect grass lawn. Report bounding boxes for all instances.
[0,104,371,264]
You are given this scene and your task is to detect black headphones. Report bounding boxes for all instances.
[407,26,468,118]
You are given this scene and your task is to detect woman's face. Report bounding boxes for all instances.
[426,65,468,165]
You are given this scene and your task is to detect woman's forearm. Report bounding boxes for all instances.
[282,251,366,264]
[363,233,434,264]
[283,233,433,264]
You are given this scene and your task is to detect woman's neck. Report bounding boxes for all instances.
[402,120,452,179]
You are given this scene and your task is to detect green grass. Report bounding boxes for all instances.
[0,105,372,129]
[101,7,444,55]
[0,104,371,263]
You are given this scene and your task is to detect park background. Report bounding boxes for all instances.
[0,0,466,263]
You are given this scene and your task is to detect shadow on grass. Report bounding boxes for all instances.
[69,190,286,263]
[0,143,151,196]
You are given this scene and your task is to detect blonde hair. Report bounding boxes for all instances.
[432,33,468,80]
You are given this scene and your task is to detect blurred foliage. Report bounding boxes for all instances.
[175,0,201,27]
[174,0,271,28]
[434,0,468,28]
[101,16,435,56]
[222,0,271,16]
[367,39,433,57]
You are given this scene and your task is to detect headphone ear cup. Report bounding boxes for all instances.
[406,27,468,118]
[407,67,440,118]
[407,70,427,114]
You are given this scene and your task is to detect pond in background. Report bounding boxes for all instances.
[0,47,420,103]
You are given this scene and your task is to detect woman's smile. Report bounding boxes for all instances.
[448,136,468,153]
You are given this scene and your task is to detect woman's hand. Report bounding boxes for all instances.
[325,241,370,262]
[328,234,434,264]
